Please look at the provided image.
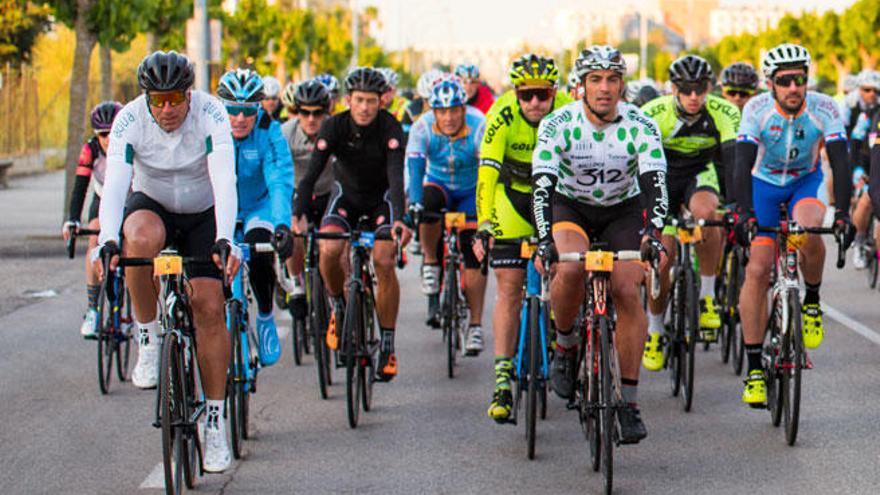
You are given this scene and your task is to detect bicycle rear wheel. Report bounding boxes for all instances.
[291,313,304,366]
[310,270,332,398]
[783,291,802,446]
[598,316,614,495]
[344,287,362,428]
[719,250,733,364]
[682,265,698,412]
[160,333,185,495]
[731,249,746,375]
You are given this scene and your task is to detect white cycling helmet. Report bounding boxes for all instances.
[857,70,880,91]
[377,67,399,89]
[417,69,445,99]
[261,76,281,98]
[844,74,859,93]
[761,43,811,78]
[567,67,579,89]
[574,45,627,79]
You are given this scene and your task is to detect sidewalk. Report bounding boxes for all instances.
[0,171,66,257]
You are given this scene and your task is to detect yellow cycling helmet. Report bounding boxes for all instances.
[509,54,558,88]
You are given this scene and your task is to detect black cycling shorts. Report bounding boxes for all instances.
[124,192,221,280]
[422,185,480,269]
[88,193,101,222]
[552,195,642,252]
[293,192,331,227]
[322,182,394,239]
[666,164,720,217]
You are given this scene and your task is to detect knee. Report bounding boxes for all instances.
[745,259,771,284]
[123,222,164,254]
[612,277,641,307]
[372,250,396,274]
[555,262,585,288]
[192,292,225,329]
[319,241,343,260]
[495,274,523,301]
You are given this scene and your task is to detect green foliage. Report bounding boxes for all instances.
[0,0,52,66]
[222,0,282,73]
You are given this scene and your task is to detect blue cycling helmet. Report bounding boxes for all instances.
[429,78,467,109]
[455,63,480,80]
[217,69,264,104]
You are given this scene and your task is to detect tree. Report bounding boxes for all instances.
[0,0,51,66]
[143,0,194,53]
[840,0,880,71]
[222,0,282,73]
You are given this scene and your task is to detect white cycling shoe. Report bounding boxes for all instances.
[421,264,441,295]
[80,308,99,339]
[131,331,159,389]
[465,325,484,356]
[202,420,232,473]
[852,244,868,270]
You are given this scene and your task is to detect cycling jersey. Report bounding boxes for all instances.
[476,89,572,234]
[234,109,294,231]
[405,106,485,204]
[281,117,335,195]
[468,83,495,115]
[388,95,410,122]
[294,109,405,223]
[99,90,237,247]
[737,91,847,187]
[68,137,106,222]
[641,94,739,175]
[531,100,668,241]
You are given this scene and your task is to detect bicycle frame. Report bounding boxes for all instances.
[514,262,550,399]
[227,242,257,393]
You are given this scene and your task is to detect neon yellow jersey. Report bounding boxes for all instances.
[332,100,347,115]
[476,89,572,230]
[388,95,410,122]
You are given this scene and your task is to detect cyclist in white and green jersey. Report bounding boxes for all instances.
[531,45,669,444]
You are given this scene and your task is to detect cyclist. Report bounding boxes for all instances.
[282,79,336,317]
[63,100,123,338]
[261,75,284,121]
[455,63,495,115]
[846,70,880,269]
[402,69,443,137]
[315,73,344,114]
[293,67,411,382]
[532,45,668,443]
[566,67,580,100]
[217,69,295,367]
[280,81,298,118]
[719,62,760,110]
[406,77,487,353]
[474,53,572,423]
[93,51,240,472]
[640,55,740,371]
[378,67,410,121]
[734,44,854,406]
[625,79,661,107]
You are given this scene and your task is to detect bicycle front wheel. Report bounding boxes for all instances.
[116,289,133,382]
[526,296,540,460]
[584,317,600,472]
[783,291,803,446]
[96,290,113,394]
[227,302,244,459]
[344,287,362,428]
[444,265,458,379]
[682,265,698,412]
[598,316,614,495]
[159,333,186,495]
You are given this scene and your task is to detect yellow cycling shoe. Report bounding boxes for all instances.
[802,303,823,349]
[699,295,721,331]
[642,332,665,371]
[742,369,767,406]
[488,388,513,423]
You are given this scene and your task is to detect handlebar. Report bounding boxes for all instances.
[753,223,846,269]
[558,250,642,263]
[66,227,100,259]
[395,227,406,269]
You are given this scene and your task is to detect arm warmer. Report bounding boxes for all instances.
[207,139,238,242]
[639,169,669,232]
[734,141,759,211]
[870,142,880,215]
[97,157,133,246]
[405,154,427,204]
[531,172,557,243]
[719,140,736,203]
[386,144,406,222]
[827,139,852,213]
[68,175,91,222]
[266,123,295,227]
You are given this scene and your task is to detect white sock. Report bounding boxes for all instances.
[648,311,665,334]
[700,275,715,299]
[136,319,159,346]
[206,399,225,429]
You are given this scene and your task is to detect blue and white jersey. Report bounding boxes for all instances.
[405,106,485,204]
[234,109,295,228]
[738,91,847,187]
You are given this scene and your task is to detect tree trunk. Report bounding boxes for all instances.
[100,43,112,101]
[62,0,97,221]
[146,32,156,53]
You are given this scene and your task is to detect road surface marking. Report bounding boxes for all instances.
[823,303,880,346]
[139,463,165,489]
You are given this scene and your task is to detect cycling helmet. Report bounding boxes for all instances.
[632,85,661,107]
[509,54,559,87]
[281,81,298,109]
[417,69,445,99]
[567,68,580,89]
[762,43,811,78]
[344,67,388,94]
[844,74,859,93]
[857,70,880,90]
[294,79,331,109]
[315,73,340,97]
[377,67,399,89]
[428,78,467,109]
[720,62,759,90]
[137,50,194,92]
[90,101,123,130]
[455,63,480,80]
[669,55,713,85]
[574,45,627,79]
[217,69,264,104]
[261,76,281,98]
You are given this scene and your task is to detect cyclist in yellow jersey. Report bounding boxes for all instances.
[472,54,572,423]
[378,67,410,121]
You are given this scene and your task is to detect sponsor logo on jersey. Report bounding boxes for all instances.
[388,138,400,150]
[651,171,668,229]
[317,139,328,150]
[113,110,136,139]
[483,106,515,144]
[510,142,534,152]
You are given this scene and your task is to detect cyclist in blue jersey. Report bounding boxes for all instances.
[406,77,487,354]
[734,44,854,407]
[217,69,295,367]
[846,70,880,269]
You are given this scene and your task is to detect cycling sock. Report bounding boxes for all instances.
[803,282,821,306]
[647,311,665,334]
[381,328,395,353]
[700,275,715,299]
[745,344,763,373]
[494,357,513,388]
[86,284,100,309]
[136,319,159,346]
[206,399,224,428]
[555,328,578,349]
[621,378,638,406]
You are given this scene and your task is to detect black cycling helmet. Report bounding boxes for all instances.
[669,55,714,85]
[720,62,759,90]
[294,79,331,109]
[344,67,387,94]
[90,101,123,131]
[632,85,661,107]
[137,50,195,92]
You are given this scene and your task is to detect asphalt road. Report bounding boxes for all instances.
[2,173,880,494]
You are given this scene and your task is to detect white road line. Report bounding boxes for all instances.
[139,463,166,489]
[822,303,880,346]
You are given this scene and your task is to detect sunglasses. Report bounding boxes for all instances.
[225,105,259,117]
[860,87,877,94]
[676,81,709,96]
[724,88,754,98]
[517,88,553,102]
[147,91,187,108]
[298,108,327,118]
[95,130,111,138]
[773,73,808,88]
